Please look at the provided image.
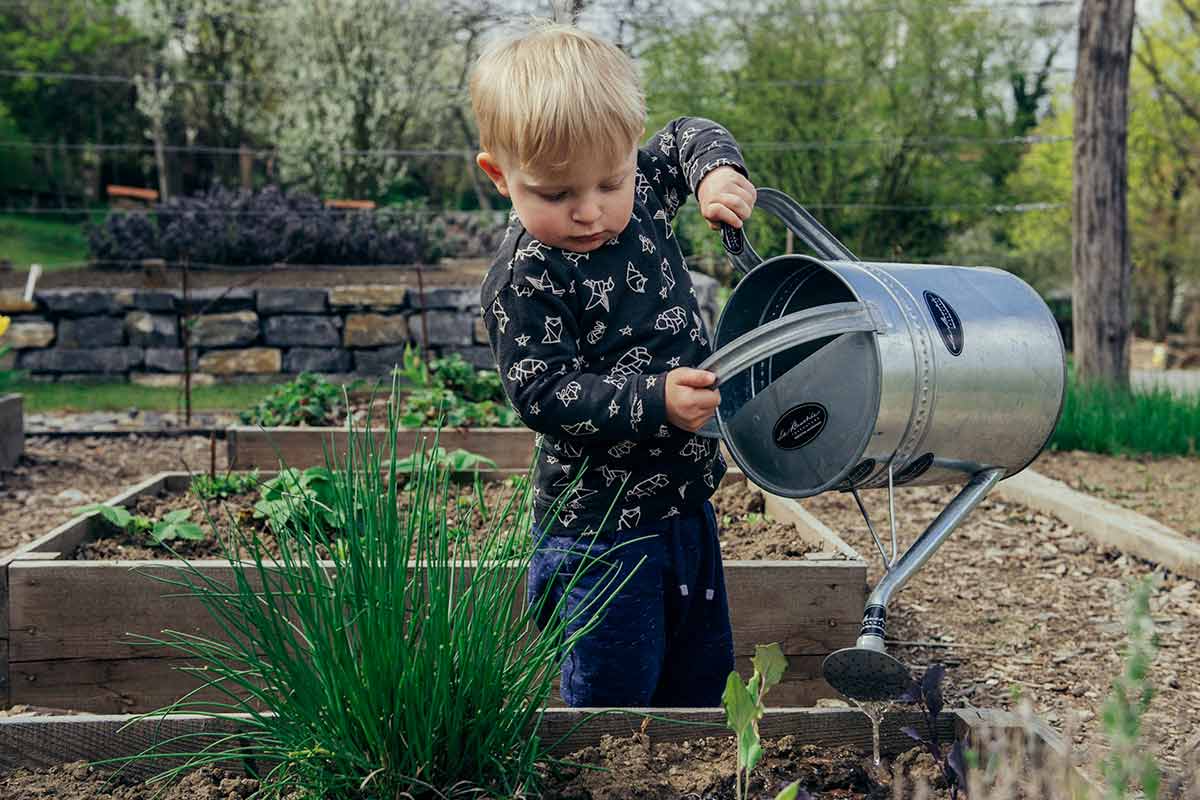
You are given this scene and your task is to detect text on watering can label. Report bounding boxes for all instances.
[923,291,964,356]
[773,403,828,450]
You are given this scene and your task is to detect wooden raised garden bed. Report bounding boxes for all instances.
[0,470,867,714]
[0,393,22,471]
[227,424,536,470]
[0,707,1083,795]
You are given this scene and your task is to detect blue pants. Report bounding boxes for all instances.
[527,501,735,707]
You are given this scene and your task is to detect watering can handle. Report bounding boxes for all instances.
[720,187,859,275]
[695,301,884,438]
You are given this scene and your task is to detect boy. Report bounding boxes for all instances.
[471,22,756,707]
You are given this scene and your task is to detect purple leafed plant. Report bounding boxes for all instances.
[900,664,969,798]
[86,185,444,267]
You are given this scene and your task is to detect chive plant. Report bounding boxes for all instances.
[97,378,635,799]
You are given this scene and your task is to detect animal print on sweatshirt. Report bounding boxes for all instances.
[480,117,748,535]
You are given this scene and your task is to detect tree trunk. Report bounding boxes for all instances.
[1072,0,1136,388]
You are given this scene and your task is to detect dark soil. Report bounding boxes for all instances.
[543,733,943,799]
[72,478,824,562]
[0,434,227,559]
[0,259,488,290]
[0,737,945,800]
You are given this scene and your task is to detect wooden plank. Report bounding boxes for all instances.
[0,708,963,779]
[765,494,863,559]
[10,553,60,561]
[227,425,537,470]
[995,468,1200,579]
[8,654,834,715]
[13,473,173,560]
[0,393,22,471]
[8,560,862,663]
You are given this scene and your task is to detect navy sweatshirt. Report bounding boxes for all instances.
[480,117,748,535]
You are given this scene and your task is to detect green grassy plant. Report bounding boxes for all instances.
[0,212,95,270]
[93,380,634,798]
[1050,374,1200,456]
[14,379,286,413]
[1100,576,1161,800]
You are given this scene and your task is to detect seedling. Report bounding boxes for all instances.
[899,663,969,798]
[190,469,260,500]
[394,446,497,473]
[721,642,809,800]
[73,503,205,543]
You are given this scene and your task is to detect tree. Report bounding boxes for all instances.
[0,0,152,206]
[638,0,1068,270]
[265,0,463,200]
[1072,0,1136,387]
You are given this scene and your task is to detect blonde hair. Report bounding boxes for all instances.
[470,21,645,173]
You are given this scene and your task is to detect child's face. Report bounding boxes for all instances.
[477,146,637,253]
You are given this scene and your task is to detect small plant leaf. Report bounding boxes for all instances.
[922,663,946,718]
[721,671,760,735]
[162,508,192,523]
[947,738,968,789]
[772,782,811,800]
[751,643,788,694]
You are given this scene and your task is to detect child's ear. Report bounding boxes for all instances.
[476,152,510,197]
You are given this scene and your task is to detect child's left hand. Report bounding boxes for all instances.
[697,166,757,230]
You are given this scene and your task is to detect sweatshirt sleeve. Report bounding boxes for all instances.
[482,241,670,442]
[637,116,749,224]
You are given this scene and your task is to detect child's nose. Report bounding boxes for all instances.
[573,200,602,225]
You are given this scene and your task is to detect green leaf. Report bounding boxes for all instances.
[773,781,802,800]
[162,508,192,524]
[751,643,788,695]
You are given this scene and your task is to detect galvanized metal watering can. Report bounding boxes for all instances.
[699,188,1067,700]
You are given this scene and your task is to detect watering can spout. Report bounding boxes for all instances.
[821,466,1006,701]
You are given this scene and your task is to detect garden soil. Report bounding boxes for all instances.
[0,433,228,558]
[0,738,945,800]
[1032,449,1200,538]
[800,480,1200,785]
[70,478,823,562]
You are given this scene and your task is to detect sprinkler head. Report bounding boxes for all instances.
[822,646,913,701]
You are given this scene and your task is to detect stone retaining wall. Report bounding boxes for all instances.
[0,274,721,385]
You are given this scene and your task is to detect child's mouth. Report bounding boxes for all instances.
[571,232,608,245]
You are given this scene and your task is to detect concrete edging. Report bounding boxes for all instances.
[995,468,1200,580]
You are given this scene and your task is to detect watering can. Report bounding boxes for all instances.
[697,189,1066,701]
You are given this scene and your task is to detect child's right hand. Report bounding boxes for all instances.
[665,368,721,432]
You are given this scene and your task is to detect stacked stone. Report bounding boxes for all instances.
[0,275,719,383]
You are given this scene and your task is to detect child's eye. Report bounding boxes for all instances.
[600,182,622,192]
[538,191,567,202]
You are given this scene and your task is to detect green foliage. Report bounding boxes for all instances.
[252,466,353,535]
[0,0,152,197]
[72,502,204,543]
[392,346,521,428]
[642,0,1064,264]
[94,379,631,797]
[0,213,93,271]
[238,372,361,427]
[721,643,801,800]
[1100,576,1162,800]
[189,469,260,501]
[394,446,496,473]
[1050,373,1200,456]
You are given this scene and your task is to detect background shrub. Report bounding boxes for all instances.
[86,185,445,266]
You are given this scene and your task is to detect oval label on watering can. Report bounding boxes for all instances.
[773,403,828,450]
[923,291,964,356]
[894,452,935,485]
